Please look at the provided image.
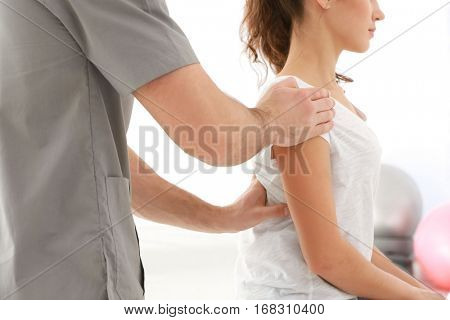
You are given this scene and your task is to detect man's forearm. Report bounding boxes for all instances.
[128,147,227,233]
[371,246,429,290]
[134,64,268,166]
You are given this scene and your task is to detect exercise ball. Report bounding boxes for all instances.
[374,164,423,239]
[414,202,450,291]
[373,164,423,273]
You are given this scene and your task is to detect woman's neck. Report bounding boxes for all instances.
[278,22,343,92]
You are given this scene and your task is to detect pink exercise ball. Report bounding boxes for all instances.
[413,202,450,291]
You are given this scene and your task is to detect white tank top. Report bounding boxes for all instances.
[234,75,383,299]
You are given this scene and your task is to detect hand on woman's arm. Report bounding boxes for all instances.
[128,147,288,233]
[273,139,433,300]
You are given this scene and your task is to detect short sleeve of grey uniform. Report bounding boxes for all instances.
[41,0,199,96]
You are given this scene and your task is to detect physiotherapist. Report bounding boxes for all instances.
[0,0,335,299]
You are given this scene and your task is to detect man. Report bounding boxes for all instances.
[0,0,335,299]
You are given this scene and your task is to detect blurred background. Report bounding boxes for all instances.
[126,0,450,299]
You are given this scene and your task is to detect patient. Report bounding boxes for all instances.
[234,0,445,300]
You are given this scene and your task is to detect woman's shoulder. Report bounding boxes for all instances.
[266,75,312,90]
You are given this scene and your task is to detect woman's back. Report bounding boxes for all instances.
[234,75,383,299]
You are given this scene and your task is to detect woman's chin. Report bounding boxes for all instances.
[346,42,371,54]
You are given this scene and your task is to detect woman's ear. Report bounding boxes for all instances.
[316,0,332,10]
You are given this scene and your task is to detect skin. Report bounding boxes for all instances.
[274,0,445,299]
[129,22,337,231]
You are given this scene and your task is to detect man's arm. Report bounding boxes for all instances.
[371,246,430,290]
[128,147,288,232]
[133,64,335,166]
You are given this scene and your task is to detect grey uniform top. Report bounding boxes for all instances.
[0,0,198,299]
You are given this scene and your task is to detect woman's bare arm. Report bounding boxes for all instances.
[273,138,429,299]
[371,246,430,290]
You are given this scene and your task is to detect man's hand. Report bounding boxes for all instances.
[255,77,336,147]
[217,176,289,233]
[134,64,335,166]
[129,147,288,233]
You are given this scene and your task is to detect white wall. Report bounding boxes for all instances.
[126,0,450,299]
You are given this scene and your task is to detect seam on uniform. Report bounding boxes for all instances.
[86,61,114,299]
[104,177,123,300]
[144,0,181,61]
[99,237,109,298]
[142,0,150,12]
[37,0,85,56]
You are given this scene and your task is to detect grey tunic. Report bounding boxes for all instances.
[0,0,198,299]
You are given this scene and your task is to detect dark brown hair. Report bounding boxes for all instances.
[241,0,353,85]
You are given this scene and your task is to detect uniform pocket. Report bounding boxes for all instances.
[105,176,145,299]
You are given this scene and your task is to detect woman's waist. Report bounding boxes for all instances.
[235,251,355,299]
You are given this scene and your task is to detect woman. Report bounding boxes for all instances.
[234,0,445,299]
